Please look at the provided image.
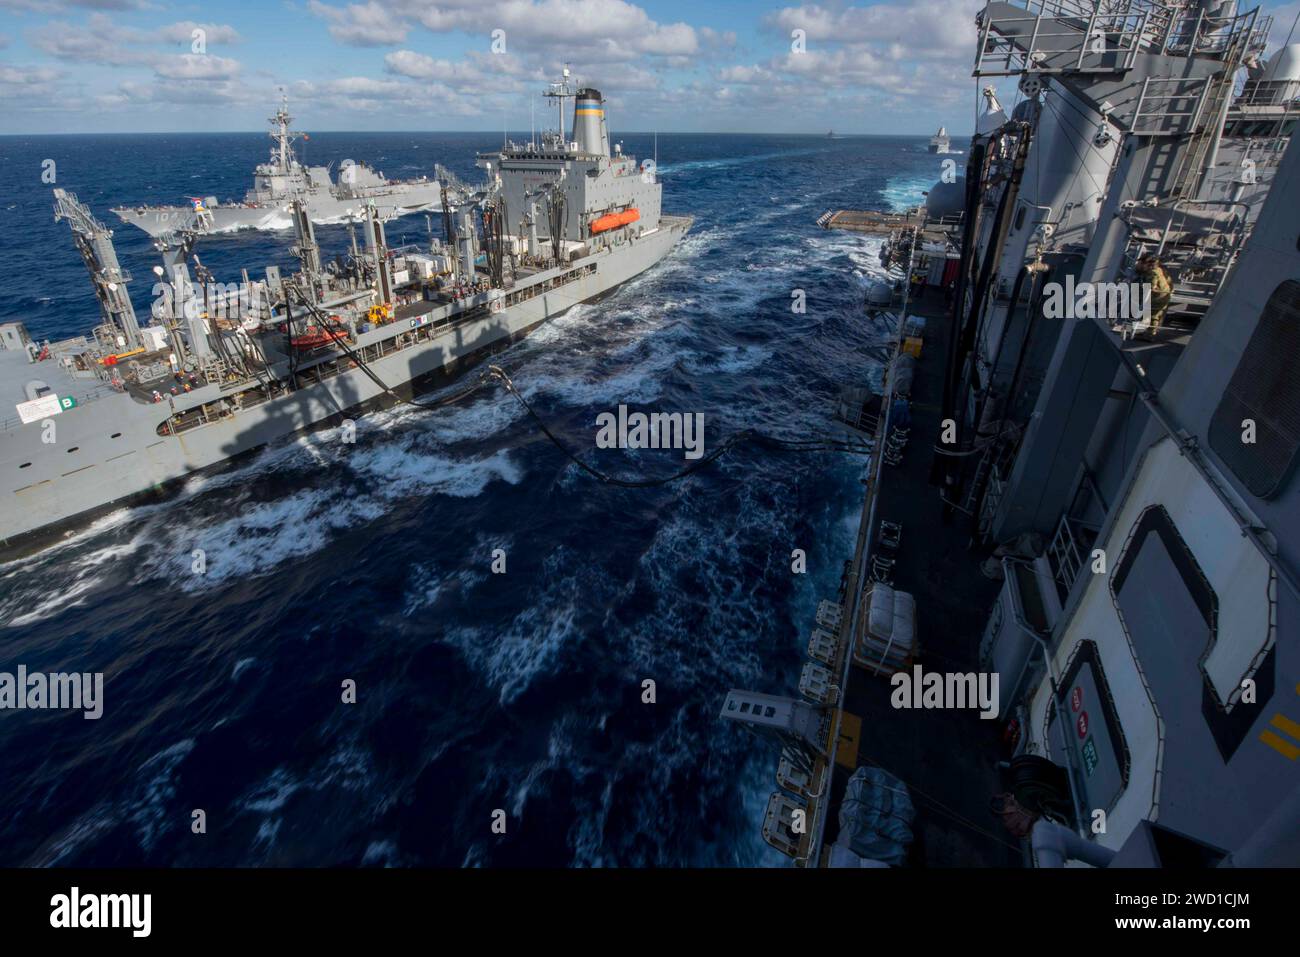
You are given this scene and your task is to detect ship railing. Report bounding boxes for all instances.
[975,1,1150,76]
[926,211,966,230]
[1232,77,1300,110]
[160,265,598,436]
[975,435,1022,541]
[977,461,1007,541]
[1157,8,1269,60]
[1113,198,1250,333]
[1046,513,1099,601]
[976,1,1267,77]
[1027,0,1266,55]
[1150,197,1250,266]
[1229,135,1293,170]
[1130,76,1214,137]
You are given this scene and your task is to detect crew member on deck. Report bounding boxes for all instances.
[1136,255,1172,338]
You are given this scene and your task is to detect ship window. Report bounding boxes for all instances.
[110,432,122,439]
[66,446,79,453]
[1208,280,1300,498]
[1109,505,1269,761]
[739,702,751,713]
[19,462,31,469]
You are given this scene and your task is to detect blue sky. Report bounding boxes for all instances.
[1,0,1297,134]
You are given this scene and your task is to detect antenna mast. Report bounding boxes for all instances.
[544,64,575,145]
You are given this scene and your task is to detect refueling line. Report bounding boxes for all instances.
[292,290,873,488]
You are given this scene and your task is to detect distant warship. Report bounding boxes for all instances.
[111,97,452,237]
[928,126,951,153]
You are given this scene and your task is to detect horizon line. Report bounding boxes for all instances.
[0,128,972,139]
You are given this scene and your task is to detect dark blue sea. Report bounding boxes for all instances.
[0,130,949,866]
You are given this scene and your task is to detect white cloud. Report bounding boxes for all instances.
[384,50,447,80]
[5,0,986,132]
[0,0,146,10]
[153,53,242,80]
[0,63,62,86]
[153,22,243,46]
[769,1,979,57]
[382,49,535,101]
[0,63,76,113]
[308,0,410,46]
[310,0,697,57]
[322,75,407,96]
[29,14,243,65]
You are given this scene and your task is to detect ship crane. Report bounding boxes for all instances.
[52,188,143,353]
[149,226,202,370]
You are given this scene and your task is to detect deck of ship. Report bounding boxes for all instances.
[818,208,960,247]
[819,286,1022,867]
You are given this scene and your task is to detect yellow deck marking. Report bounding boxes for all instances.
[1259,729,1300,760]
[1269,712,1300,741]
[836,711,862,769]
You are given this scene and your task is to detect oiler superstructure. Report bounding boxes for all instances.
[0,76,691,553]
[727,0,1298,869]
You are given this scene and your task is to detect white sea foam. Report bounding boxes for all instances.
[1,534,145,628]
[881,173,933,212]
[128,738,196,854]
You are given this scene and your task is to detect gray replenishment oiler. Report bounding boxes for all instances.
[0,75,691,554]
[726,0,1298,869]
[111,96,459,237]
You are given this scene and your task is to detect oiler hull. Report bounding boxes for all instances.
[0,217,692,556]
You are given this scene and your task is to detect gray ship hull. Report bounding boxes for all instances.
[0,217,692,554]
[112,184,446,237]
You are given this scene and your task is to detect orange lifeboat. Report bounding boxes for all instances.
[288,318,349,350]
[590,207,640,234]
[291,328,348,349]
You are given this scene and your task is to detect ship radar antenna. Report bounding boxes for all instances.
[544,63,576,145]
[270,87,298,172]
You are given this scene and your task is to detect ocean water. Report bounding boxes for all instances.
[0,131,949,866]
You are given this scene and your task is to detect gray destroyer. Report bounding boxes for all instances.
[110,97,455,237]
[1,77,691,553]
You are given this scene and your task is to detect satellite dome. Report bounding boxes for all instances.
[925,179,966,219]
[1262,43,1300,83]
